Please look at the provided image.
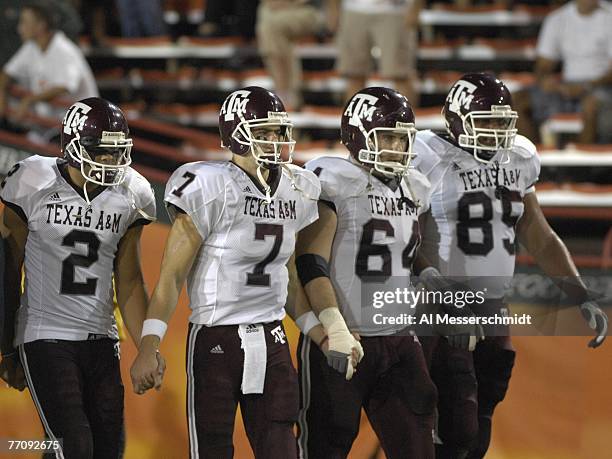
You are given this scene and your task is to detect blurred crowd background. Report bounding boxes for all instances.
[1,1,611,458]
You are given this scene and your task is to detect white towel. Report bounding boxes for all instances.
[238,324,267,394]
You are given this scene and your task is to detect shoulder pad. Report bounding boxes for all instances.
[512,135,538,159]
[284,164,321,201]
[121,167,156,221]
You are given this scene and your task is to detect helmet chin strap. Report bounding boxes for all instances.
[83,182,92,207]
[256,164,272,204]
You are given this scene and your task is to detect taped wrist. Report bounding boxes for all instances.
[296,253,330,286]
[318,307,352,353]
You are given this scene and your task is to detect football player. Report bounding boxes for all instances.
[295,87,437,459]
[412,73,608,458]
[129,87,339,459]
[0,97,159,458]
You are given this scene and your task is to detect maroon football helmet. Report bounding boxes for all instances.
[443,73,517,162]
[219,86,295,166]
[61,97,132,186]
[341,87,417,176]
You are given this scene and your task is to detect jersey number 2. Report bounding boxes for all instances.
[246,223,283,287]
[60,230,101,295]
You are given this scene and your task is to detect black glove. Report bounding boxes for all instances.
[419,267,485,350]
[580,301,608,348]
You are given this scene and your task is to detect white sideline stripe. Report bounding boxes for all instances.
[19,345,65,459]
[297,335,312,459]
[187,324,203,458]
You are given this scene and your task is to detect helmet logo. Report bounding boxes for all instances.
[220,90,251,121]
[63,102,92,135]
[344,94,378,127]
[447,80,477,114]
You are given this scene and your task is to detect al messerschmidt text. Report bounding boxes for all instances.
[372,313,532,326]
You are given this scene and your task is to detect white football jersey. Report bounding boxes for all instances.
[305,156,431,336]
[0,155,156,345]
[413,131,541,298]
[164,161,320,326]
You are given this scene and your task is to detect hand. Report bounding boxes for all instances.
[405,9,420,27]
[446,325,485,352]
[538,75,560,93]
[319,308,365,380]
[0,95,7,119]
[439,306,485,352]
[558,83,588,99]
[11,96,33,123]
[0,353,26,391]
[418,267,469,294]
[318,332,363,380]
[155,351,166,390]
[580,301,608,348]
[345,332,363,380]
[130,348,162,394]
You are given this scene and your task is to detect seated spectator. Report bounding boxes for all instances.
[257,0,326,110]
[0,2,98,139]
[515,0,612,144]
[330,0,423,106]
[199,0,259,39]
[1,0,82,66]
[115,0,166,37]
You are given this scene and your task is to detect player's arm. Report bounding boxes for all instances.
[13,86,70,121]
[517,192,607,347]
[413,211,484,351]
[295,201,363,379]
[285,254,327,348]
[534,56,559,91]
[130,211,202,393]
[0,206,28,390]
[0,71,11,118]
[413,211,435,275]
[114,225,148,347]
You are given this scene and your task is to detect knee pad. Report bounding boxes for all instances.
[401,366,438,416]
[264,362,299,423]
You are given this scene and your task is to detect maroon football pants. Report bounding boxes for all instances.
[20,338,124,459]
[421,332,515,459]
[297,332,437,459]
[186,321,299,459]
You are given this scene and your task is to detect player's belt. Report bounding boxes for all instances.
[87,333,109,340]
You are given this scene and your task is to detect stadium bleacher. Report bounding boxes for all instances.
[0,0,609,254]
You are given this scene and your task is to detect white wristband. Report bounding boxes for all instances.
[141,319,168,341]
[295,311,321,336]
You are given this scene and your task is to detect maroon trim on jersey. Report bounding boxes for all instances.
[320,199,336,213]
[229,161,282,197]
[0,198,27,223]
[372,172,402,191]
[127,218,152,229]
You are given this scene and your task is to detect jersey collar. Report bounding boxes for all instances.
[229,161,282,198]
[56,159,109,202]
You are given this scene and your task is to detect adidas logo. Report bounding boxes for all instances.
[243,185,253,193]
[49,192,61,202]
[210,345,224,354]
[451,162,461,171]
